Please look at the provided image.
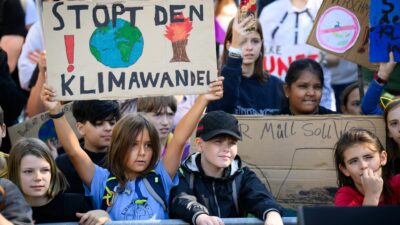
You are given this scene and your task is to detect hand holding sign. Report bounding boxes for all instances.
[231,15,255,49]
[41,83,62,115]
[377,52,397,81]
[203,76,224,101]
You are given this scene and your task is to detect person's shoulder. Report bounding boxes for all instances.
[55,153,71,165]
[0,178,15,189]
[335,185,360,199]
[267,75,284,84]
[261,0,288,14]
[389,174,400,187]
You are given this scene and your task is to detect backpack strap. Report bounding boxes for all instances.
[143,170,167,212]
[101,175,119,211]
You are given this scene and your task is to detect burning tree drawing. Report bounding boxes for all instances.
[164,14,193,62]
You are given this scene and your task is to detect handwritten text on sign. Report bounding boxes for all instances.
[370,0,400,62]
[42,0,217,100]
[235,115,385,210]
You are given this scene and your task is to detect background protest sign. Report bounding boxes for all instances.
[263,44,320,81]
[8,103,80,148]
[42,0,216,101]
[370,0,400,62]
[307,0,378,71]
[235,115,385,212]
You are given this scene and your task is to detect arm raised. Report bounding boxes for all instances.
[163,77,224,178]
[40,84,95,187]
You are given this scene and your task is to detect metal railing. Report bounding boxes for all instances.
[37,217,297,225]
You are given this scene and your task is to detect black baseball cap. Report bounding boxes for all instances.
[196,111,242,141]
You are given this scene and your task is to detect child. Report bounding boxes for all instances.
[358,52,399,174]
[137,96,190,160]
[169,110,283,225]
[339,82,367,115]
[7,138,110,224]
[206,16,285,115]
[382,97,400,174]
[40,77,224,221]
[277,58,336,115]
[334,128,400,206]
[56,100,120,194]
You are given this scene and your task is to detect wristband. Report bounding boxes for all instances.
[375,76,387,85]
[49,111,64,119]
[228,51,242,59]
[228,47,242,57]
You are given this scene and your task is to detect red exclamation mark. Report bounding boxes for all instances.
[64,35,75,72]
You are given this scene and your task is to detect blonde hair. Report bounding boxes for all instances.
[7,138,68,198]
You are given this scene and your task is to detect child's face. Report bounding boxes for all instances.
[124,129,153,179]
[198,135,238,171]
[342,88,362,115]
[19,155,51,201]
[284,71,322,115]
[339,143,387,193]
[145,107,174,140]
[241,31,262,65]
[387,105,400,146]
[77,119,116,151]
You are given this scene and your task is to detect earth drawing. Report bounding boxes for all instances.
[90,19,144,68]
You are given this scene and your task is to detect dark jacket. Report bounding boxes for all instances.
[206,56,285,115]
[56,143,106,194]
[169,153,283,224]
[276,105,337,115]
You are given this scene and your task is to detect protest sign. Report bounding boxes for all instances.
[307,0,378,71]
[370,0,400,62]
[263,44,320,80]
[8,103,80,148]
[235,115,385,212]
[42,0,217,100]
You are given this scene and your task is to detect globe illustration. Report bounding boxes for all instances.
[89,18,144,68]
[38,119,58,143]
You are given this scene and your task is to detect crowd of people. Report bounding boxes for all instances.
[0,0,399,224]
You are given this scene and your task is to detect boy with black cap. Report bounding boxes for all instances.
[169,110,283,225]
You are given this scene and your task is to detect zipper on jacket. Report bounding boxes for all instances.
[212,181,221,217]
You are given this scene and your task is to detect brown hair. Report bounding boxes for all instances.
[137,96,177,114]
[220,18,269,82]
[7,138,68,199]
[383,98,400,172]
[106,113,160,187]
[334,128,392,200]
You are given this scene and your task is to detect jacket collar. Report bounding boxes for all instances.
[182,152,241,178]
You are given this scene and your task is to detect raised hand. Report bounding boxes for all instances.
[378,52,397,81]
[28,49,41,64]
[38,51,47,73]
[231,15,254,49]
[195,214,224,225]
[201,76,224,102]
[361,168,383,205]
[40,83,62,115]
